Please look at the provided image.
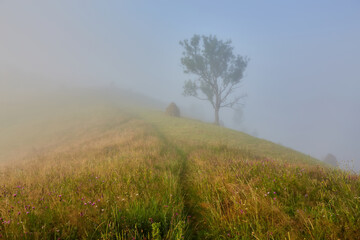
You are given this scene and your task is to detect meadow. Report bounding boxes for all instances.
[0,94,359,239]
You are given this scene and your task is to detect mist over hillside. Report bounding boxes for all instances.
[1,1,360,238]
[2,0,359,171]
[0,84,359,238]
[2,68,359,172]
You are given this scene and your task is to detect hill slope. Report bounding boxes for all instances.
[0,92,359,239]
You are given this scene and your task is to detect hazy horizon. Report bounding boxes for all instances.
[1,1,359,171]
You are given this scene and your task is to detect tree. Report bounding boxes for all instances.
[180,34,249,125]
[323,153,339,167]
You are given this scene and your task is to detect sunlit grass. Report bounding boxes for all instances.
[142,110,360,239]
[0,106,188,239]
[181,146,360,239]
[0,100,359,239]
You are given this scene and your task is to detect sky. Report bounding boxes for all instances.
[1,1,359,170]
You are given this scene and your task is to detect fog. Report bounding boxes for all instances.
[1,1,359,171]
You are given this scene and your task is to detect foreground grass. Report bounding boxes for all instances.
[184,146,360,239]
[142,110,360,239]
[0,106,188,239]
[0,100,359,239]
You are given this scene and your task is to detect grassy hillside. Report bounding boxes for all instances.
[0,94,359,239]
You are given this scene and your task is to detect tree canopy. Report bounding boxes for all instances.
[180,34,248,125]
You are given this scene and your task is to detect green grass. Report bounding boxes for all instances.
[0,98,359,239]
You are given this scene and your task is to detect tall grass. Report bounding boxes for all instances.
[142,111,360,239]
[0,107,188,239]
[0,102,359,239]
[181,146,360,239]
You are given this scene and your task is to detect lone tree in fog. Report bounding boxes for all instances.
[180,34,249,125]
[323,153,339,167]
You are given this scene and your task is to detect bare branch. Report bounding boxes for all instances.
[220,94,247,108]
[193,95,215,108]
[221,84,240,103]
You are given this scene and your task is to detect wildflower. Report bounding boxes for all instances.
[273,192,276,194]
[13,194,17,197]
[18,212,21,215]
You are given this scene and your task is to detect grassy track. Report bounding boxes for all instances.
[0,100,359,239]
[141,110,360,239]
[0,105,189,239]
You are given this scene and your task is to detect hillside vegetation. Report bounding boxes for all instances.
[0,92,359,239]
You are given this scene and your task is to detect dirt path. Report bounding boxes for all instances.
[148,123,204,239]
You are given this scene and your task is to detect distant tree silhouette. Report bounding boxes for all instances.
[180,34,248,125]
[165,102,180,117]
[323,153,338,167]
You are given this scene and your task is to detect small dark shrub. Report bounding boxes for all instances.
[323,153,338,167]
[165,102,180,117]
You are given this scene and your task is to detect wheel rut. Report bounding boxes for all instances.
[149,123,203,239]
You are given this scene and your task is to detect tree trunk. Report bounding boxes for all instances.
[214,107,220,125]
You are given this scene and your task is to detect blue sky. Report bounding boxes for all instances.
[1,1,359,170]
